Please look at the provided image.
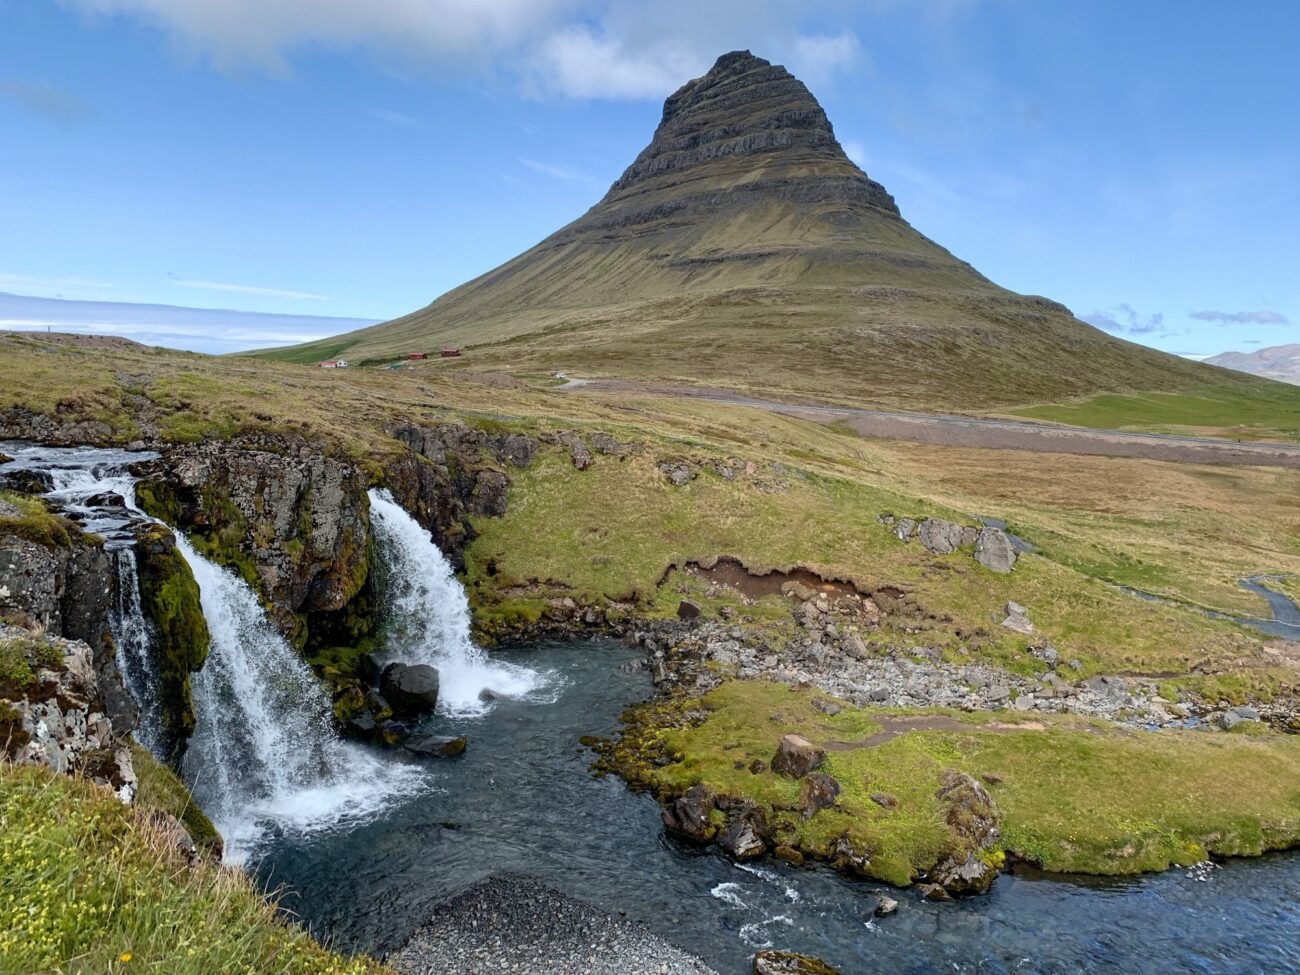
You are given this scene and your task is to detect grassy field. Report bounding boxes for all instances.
[636,681,1300,882]
[0,763,388,975]
[1012,389,1300,441]
[4,332,1298,691]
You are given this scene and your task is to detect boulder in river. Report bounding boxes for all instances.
[404,734,467,758]
[753,950,841,974]
[771,734,825,778]
[661,783,716,842]
[380,662,440,716]
[718,816,766,860]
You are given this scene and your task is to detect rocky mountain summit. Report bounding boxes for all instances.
[260,51,1250,413]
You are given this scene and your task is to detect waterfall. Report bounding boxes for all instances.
[368,489,546,716]
[173,535,422,859]
[108,549,165,755]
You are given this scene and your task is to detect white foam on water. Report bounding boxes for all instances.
[710,882,749,909]
[175,535,425,861]
[367,489,547,717]
[737,861,802,902]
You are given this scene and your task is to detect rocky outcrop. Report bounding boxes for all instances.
[926,771,1002,895]
[1,624,136,803]
[0,514,135,733]
[386,421,535,569]
[917,519,979,555]
[0,406,116,446]
[135,434,371,645]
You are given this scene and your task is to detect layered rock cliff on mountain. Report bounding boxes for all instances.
[258,50,1267,411]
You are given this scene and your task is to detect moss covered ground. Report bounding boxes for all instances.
[0,491,92,549]
[0,762,389,975]
[629,681,1300,883]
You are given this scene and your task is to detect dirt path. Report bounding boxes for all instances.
[559,380,1300,468]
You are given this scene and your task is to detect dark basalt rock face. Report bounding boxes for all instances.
[604,49,897,217]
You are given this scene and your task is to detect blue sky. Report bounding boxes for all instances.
[1,0,1296,355]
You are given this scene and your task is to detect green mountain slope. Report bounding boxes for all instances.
[254,51,1297,416]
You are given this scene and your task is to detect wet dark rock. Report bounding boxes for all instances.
[774,845,804,865]
[718,815,766,860]
[404,734,467,758]
[873,895,899,917]
[380,662,440,717]
[771,734,825,778]
[662,783,716,842]
[752,950,840,974]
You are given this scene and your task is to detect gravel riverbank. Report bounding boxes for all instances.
[388,875,721,975]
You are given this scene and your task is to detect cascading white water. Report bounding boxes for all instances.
[174,535,423,859]
[109,548,165,755]
[368,489,546,716]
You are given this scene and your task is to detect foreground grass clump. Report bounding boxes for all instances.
[0,763,389,975]
[634,681,1300,882]
[129,746,222,860]
[0,491,89,549]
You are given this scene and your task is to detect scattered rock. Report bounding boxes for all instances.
[917,519,978,555]
[869,792,898,810]
[893,518,917,541]
[677,600,702,621]
[928,770,1001,896]
[798,773,840,818]
[771,734,825,778]
[974,527,1017,573]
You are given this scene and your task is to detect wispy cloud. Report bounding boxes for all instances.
[519,156,583,181]
[0,80,90,123]
[1190,309,1289,325]
[1083,304,1164,336]
[0,272,114,294]
[61,1,899,100]
[368,107,424,128]
[788,30,860,86]
[172,278,328,301]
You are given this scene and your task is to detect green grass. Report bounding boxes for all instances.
[0,763,390,975]
[1013,389,1300,441]
[130,747,222,859]
[0,492,91,549]
[0,634,62,692]
[642,681,1300,880]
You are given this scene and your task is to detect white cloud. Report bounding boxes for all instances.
[527,27,707,99]
[788,30,859,87]
[62,0,891,100]
[172,278,328,301]
[518,156,584,181]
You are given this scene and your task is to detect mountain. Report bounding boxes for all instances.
[254,51,1288,412]
[1205,344,1300,385]
[0,292,379,354]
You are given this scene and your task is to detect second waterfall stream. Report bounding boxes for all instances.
[176,489,546,859]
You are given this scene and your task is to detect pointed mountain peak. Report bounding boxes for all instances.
[603,50,897,216]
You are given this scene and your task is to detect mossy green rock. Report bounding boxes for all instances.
[133,523,209,757]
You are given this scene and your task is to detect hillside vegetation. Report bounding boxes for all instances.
[248,52,1298,421]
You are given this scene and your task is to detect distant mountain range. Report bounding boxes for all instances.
[1205,344,1300,385]
[0,292,379,354]
[251,50,1284,414]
